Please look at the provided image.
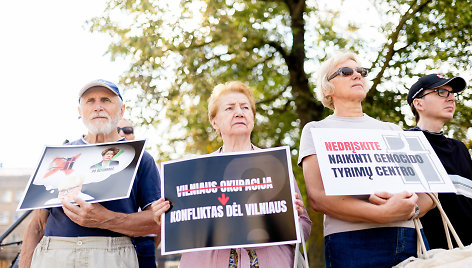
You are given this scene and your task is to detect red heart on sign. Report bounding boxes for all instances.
[218,193,229,205]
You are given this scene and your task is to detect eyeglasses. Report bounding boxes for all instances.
[117,126,134,135]
[416,88,455,99]
[327,67,369,81]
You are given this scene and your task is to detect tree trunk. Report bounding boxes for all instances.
[286,0,324,128]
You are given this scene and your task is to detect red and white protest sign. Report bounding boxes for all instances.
[311,128,456,195]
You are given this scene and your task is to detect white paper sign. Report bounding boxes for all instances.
[311,128,456,195]
[17,140,146,211]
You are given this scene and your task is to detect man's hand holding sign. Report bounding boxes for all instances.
[61,197,112,228]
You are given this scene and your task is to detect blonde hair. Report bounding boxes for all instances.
[316,51,369,110]
[208,81,256,122]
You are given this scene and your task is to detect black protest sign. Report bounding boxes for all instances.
[161,146,299,255]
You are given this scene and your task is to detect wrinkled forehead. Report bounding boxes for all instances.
[334,59,359,70]
[219,92,250,105]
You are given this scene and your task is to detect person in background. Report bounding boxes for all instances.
[120,117,159,268]
[152,81,311,267]
[118,119,135,140]
[20,79,161,268]
[298,51,435,267]
[407,74,472,249]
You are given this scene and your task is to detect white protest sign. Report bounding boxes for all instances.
[17,140,145,210]
[311,128,456,195]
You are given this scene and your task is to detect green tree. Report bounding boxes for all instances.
[366,0,472,138]
[89,0,472,266]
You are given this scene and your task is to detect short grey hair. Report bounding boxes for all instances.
[315,51,369,110]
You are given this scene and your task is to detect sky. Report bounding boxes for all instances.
[0,1,130,169]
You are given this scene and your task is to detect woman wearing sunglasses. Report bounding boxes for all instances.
[298,51,434,267]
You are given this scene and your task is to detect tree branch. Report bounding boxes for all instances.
[267,41,289,63]
[272,97,296,113]
[369,0,433,94]
[246,54,276,70]
[257,84,290,105]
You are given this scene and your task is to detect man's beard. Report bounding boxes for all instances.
[83,110,121,135]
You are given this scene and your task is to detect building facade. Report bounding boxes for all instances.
[0,169,32,268]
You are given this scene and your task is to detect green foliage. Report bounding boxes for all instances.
[89,0,472,266]
[87,0,357,158]
[366,0,472,132]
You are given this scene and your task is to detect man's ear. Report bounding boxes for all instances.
[120,104,125,119]
[78,106,82,118]
[413,99,423,111]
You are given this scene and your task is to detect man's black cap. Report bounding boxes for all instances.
[407,74,467,105]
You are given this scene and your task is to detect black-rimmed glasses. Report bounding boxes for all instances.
[416,88,455,99]
[328,67,369,81]
[117,126,134,134]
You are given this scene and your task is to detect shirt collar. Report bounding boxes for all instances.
[218,144,255,153]
[412,126,444,136]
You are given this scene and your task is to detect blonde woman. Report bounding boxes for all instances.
[153,81,311,267]
[298,52,435,267]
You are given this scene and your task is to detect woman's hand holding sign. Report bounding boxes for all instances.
[370,191,435,219]
[294,192,304,217]
[151,197,171,226]
[368,191,392,205]
[369,191,418,223]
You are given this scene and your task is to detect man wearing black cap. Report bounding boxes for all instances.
[20,80,162,267]
[407,74,472,249]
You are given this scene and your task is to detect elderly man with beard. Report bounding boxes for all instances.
[19,80,161,268]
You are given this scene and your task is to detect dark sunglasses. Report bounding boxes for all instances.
[117,126,134,134]
[327,67,369,81]
[416,88,456,99]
